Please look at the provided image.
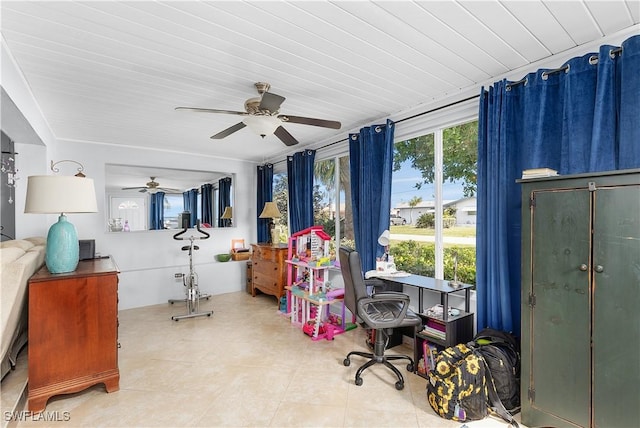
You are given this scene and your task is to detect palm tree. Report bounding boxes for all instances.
[407,196,422,224]
[314,157,353,240]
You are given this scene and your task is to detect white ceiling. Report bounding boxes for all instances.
[2,0,639,167]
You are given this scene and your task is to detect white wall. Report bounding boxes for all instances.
[55,140,256,310]
[17,137,257,310]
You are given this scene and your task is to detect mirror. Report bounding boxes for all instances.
[105,164,234,231]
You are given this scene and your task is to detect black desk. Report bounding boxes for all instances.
[377,274,473,320]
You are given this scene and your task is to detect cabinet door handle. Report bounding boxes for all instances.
[594,265,604,273]
[579,264,588,271]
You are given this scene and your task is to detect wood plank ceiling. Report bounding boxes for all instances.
[2,1,639,165]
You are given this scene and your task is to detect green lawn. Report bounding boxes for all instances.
[390,225,476,238]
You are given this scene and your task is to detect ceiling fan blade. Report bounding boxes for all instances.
[278,115,341,129]
[210,122,247,139]
[157,187,181,193]
[175,107,248,116]
[259,92,285,112]
[274,126,299,147]
[121,186,145,190]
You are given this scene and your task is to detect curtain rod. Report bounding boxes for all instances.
[507,46,624,90]
[270,93,480,166]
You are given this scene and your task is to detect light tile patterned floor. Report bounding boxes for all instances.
[2,291,524,427]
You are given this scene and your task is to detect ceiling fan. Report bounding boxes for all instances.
[121,177,180,194]
[175,82,341,146]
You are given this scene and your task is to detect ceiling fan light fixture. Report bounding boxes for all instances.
[243,115,280,138]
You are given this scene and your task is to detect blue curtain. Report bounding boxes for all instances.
[287,150,316,234]
[183,189,198,228]
[477,34,640,335]
[217,177,232,227]
[149,191,165,230]
[201,183,213,227]
[349,119,395,273]
[257,164,273,243]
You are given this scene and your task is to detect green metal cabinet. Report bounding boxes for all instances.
[520,169,640,428]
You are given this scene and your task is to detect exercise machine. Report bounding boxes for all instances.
[169,220,213,321]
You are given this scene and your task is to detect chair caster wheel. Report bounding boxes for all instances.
[406,363,414,372]
[395,381,404,390]
[343,358,351,367]
[355,377,363,386]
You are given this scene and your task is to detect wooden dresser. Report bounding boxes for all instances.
[250,243,288,303]
[27,256,120,412]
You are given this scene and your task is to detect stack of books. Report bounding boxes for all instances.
[521,168,558,179]
[422,325,446,341]
[419,341,438,374]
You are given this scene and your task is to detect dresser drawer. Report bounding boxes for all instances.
[250,244,287,302]
[252,245,283,262]
[252,260,280,276]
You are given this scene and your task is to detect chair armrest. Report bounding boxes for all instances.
[370,291,410,301]
[357,292,412,328]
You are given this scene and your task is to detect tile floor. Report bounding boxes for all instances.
[1,291,524,427]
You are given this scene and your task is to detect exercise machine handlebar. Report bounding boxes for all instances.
[173,219,210,241]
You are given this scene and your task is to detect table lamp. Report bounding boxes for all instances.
[24,163,98,273]
[378,229,390,261]
[220,206,233,227]
[259,201,281,244]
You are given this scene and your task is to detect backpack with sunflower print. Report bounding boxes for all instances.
[427,343,488,421]
[427,343,519,426]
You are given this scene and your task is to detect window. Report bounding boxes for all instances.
[109,196,146,231]
[274,155,352,250]
[271,100,477,284]
[391,120,478,285]
[273,172,289,242]
[163,194,184,229]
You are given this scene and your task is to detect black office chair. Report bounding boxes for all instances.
[339,246,422,390]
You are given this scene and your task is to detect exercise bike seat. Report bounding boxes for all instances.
[181,245,199,251]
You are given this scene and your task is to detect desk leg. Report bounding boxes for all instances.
[441,293,448,322]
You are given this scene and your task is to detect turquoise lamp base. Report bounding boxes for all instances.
[45,214,80,274]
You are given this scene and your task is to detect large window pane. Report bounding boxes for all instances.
[441,121,477,285]
[391,133,436,277]
[338,155,352,246]
[390,120,478,285]
[313,158,337,240]
[163,194,184,229]
[273,172,289,242]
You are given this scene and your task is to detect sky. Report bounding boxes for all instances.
[390,160,466,208]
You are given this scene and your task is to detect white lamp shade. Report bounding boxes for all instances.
[243,115,281,136]
[25,175,98,214]
[259,201,281,219]
[378,229,390,246]
[221,206,233,219]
